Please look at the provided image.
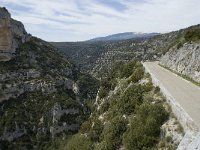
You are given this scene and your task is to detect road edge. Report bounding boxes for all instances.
[142,61,199,150]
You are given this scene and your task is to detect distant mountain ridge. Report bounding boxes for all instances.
[88,32,160,42]
[52,24,200,79]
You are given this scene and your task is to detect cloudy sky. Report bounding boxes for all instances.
[1,0,200,41]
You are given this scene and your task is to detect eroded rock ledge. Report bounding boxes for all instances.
[0,7,30,61]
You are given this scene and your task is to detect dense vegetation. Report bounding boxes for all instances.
[3,10,199,149]
[57,61,170,150]
[164,25,200,52]
[52,24,200,79]
[0,38,99,149]
[2,19,198,150]
[51,30,179,78]
[185,28,200,42]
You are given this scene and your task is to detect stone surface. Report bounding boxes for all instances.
[0,7,12,52]
[143,61,200,149]
[0,7,29,61]
[186,132,200,150]
[161,117,184,147]
[160,42,200,83]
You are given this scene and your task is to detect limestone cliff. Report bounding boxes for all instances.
[0,8,99,149]
[0,7,29,61]
[160,42,200,83]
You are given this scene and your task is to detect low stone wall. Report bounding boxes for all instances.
[143,62,200,149]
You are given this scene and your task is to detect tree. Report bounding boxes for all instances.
[118,85,143,114]
[98,116,127,150]
[120,60,137,78]
[130,67,144,83]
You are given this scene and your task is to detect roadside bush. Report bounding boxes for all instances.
[120,60,137,78]
[123,103,169,150]
[118,85,143,114]
[130,66,145,83]
[154,86,160,93]
[98,116,127,150]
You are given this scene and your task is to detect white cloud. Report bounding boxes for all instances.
[1,0,200,41]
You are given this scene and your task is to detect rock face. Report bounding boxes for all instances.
[0,7,29,61]
[0,7,12,60]
[0,8,99,149]
[160,42,200,83]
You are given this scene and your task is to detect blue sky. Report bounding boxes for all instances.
[1,0,200,41]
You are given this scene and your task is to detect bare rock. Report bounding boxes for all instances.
[160,43,200,83]
[0,7,30,61]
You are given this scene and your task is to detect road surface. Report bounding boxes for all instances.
[143,61,200,128]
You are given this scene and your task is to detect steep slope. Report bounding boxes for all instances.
[58,61,184,150]
[0,8,99,149]
[88,32,159,42]
[52,25,200,79]
[51,29,180,78]
[160,28,200,83]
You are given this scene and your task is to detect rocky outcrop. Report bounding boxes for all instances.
[49,103,80,138]
[0,8,99,149]
[0,7,30,61]
[11,18,29,50]
[0,68,81,102]
[160,42,200,83]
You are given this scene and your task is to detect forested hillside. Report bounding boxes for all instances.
[1,6,199,150]
[52,24,200,79]
[0,8,99,149]
[0,37,99,149]
[56,61,184,150]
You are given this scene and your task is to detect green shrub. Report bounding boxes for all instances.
[98,116,127,150]
[159,140,166,148]
[88,120,104,142]
[176,42,183,49]
[118,84,144,114]
[166,135,172,143]
[154,86,160,93]
[176,124,184,134]
[185,28,200,42]
[123,103,169,150]
[99,101,110,114]
[78,74,100,99]
[98,87,107,99]
[65,134,93,150]
[120,60,137,78]
[80,120,92,134]
[130,67,144,83]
